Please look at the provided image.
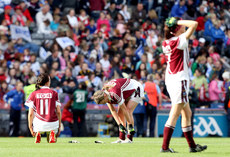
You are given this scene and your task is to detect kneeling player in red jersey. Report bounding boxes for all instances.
[93,78,144,143]
[25,73,62,143]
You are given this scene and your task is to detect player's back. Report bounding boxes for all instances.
[32,87,59,122]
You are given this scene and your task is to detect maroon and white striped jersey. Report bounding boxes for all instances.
[162,33,190,85]
[105,78,138,106]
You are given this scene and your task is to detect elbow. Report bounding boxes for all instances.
[194,21,198,29]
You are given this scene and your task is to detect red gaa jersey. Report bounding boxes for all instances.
[162,33,190,84]
[105,78,137,105]
[25,87,61,122]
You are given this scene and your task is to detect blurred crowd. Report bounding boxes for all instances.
[0,0,230,136]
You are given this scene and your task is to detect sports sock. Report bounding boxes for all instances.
[127,134,133,141]
[162,125,175,150]
[182,126,196,148]
[119,131,126,140]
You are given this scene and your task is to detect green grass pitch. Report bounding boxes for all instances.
[0,137,230,157]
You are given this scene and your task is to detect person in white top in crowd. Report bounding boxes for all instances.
[119,5,130,23]
[36,4,53,28]
[67,9,78,29]
[37,19,52,34]
[146,30,158,50]
[100,53,110,73]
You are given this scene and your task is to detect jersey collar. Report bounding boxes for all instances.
[41,86,50,89]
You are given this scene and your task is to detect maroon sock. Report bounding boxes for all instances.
[119,131,126,140]
[182,126,196,148]
[162,125,175,150]
[127,134,133,141]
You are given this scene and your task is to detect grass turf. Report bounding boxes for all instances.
[0,137,229,157]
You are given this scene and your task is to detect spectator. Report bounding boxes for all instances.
[61,68,78,87]
[30,54,40,75]
[119,5,131,23]
[135,53,151,73]
[0,67,6,82]
[12,6,27,26]
[35,4,53,27]
[0,19,9,35]
[146,30,158,50]
[67,9,78,29]
[57,16,71,35]
[45,49,61,70]
[50,15,60,33]
[0,5,12,26]
[0,81,8,100]
[170,0,187,17]
[78,62,92,77]
[3,81,24,137]
[86,18,96,34]
[49,69,60,89]
[37,19,52,34]
[144,74,162,137]
[94,62,104,80]
[209,72,223,103]
[107,2,118,20]
[88,0,105,20]
[19,1,33,24]
[121,56,135,75]
[192,68,208,100]
[100,53,110,76]
[131,3,146,24]
[97,12,110,33]
[209,60,225,81]
[134,29,145,47]
[77,9,89,27]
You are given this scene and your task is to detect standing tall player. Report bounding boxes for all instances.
[161,17,207,153]
[93,78,144,143]
[25,73,62,143]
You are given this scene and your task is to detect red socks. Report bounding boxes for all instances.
[119,131,126,140]
[162,125,175,150]
[182,126,196,148]
[127,134,133,141]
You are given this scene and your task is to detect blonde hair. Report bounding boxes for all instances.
[148,10,158,19]
[93,90,105,104]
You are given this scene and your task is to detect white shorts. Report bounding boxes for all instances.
[166,80,189,105]
[33,117,59,133]
[129,80,144,104]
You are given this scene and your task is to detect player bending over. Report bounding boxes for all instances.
[161,17,207,153]
[25,73,62,143]
[93,78,144,143]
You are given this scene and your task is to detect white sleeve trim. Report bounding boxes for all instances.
[25,101,34,108]
[56,101,61,107]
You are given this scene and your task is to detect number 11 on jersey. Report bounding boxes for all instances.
[40,99,49,115]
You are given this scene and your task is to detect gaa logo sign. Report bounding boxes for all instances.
[193,117,223,136]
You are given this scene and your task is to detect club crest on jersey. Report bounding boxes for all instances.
[36,93,52,99]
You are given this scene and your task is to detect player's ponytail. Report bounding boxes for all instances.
[35,73,50,90]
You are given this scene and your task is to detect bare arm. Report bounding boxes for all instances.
[158,92,162,107]
[177,20,198,40]
[56,105,62,137]
[107,103,122,125]
[28,108,35,137]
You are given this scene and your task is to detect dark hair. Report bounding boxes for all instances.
[35,73,50,90]
[164,17,181,39]
[79,81,87,90]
